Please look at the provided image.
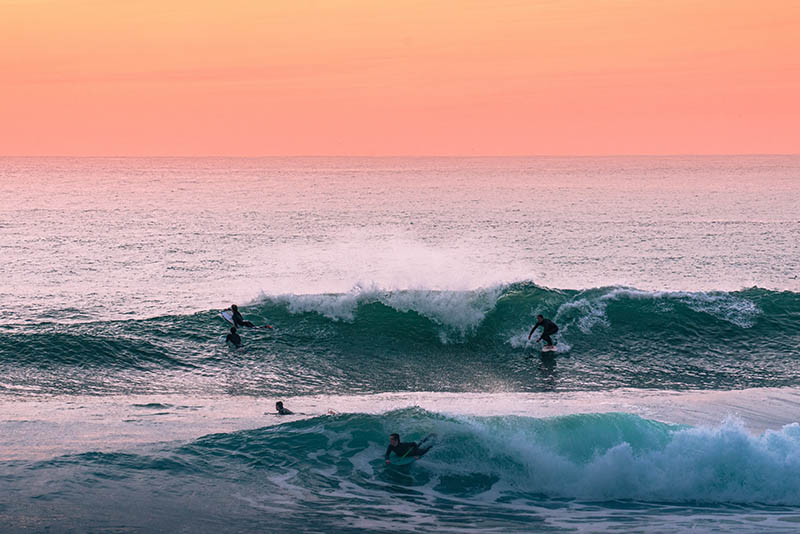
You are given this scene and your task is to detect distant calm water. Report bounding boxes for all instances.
[1,156,799,532]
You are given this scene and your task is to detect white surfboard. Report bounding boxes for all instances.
[220,310,235,325]
[541,345,557,353]
[220,309,273,330]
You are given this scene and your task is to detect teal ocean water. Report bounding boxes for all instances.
[2,284,799,396]
[1,156,799,532]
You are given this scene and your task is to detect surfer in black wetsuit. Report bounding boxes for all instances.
[230,304,273,329]
[230,304,255,327]
[385,433,432,464]
[528,315,558,346]
[226,326,242,347]
[275,401,293,415]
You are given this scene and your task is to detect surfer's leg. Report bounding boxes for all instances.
[242,321,255,328]
[414,446,432,458]
[542,334,553,345]
[417,434,436,446]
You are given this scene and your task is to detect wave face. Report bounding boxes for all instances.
[1,283,798,395]
[8,410,800,532]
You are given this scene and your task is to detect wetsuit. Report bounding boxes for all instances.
[226,331,242,347]
[277,406,293,415]
[232,310,255,328]
[385,441,431,461]
[531,318,559,345]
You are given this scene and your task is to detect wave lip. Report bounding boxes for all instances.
[268,283,504,337]
[556,286,763,332]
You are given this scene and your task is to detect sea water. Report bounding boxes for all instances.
[1,156,799,532]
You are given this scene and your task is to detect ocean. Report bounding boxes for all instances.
[1,156,799,532]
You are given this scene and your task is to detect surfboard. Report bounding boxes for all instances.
[389,456,417,466]
[220,310,234,325]
[541,344,557,353]
[220,310,273,330]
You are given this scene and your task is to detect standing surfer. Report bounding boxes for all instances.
[528,315,559,346]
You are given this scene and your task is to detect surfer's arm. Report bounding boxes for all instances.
[385,445,393,462]
[528,325,538,339]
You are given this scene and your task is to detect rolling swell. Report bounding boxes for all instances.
[186,409,800,505]
[1,283,798,395]
[20,410,800,520]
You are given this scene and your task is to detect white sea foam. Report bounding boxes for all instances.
[517,418,800,504]
[555,287,761,332]
[268,284,506,335]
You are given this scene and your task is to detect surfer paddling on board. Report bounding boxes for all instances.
[229,304,272,330]
[226,327,242,348]
[528,315,559,347]
[275,401,293,415]
[385,433,433,464]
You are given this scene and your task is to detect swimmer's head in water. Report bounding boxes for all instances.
[230,327,237,333]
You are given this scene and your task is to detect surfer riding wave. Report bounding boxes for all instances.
[528,315,558,346]
[385,433,434,464]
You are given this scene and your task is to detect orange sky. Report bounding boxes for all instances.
[1,0,798,156]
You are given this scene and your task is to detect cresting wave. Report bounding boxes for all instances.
[260,282,798,350]
[27,410,800,507]
[2,283,799,395]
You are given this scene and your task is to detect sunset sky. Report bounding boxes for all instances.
[2,0,798,156]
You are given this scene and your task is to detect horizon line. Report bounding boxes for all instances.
[2,153,799,159]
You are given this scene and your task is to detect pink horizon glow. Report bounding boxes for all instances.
[1,0,799,156]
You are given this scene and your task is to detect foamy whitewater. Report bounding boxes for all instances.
[1,156,799,532]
